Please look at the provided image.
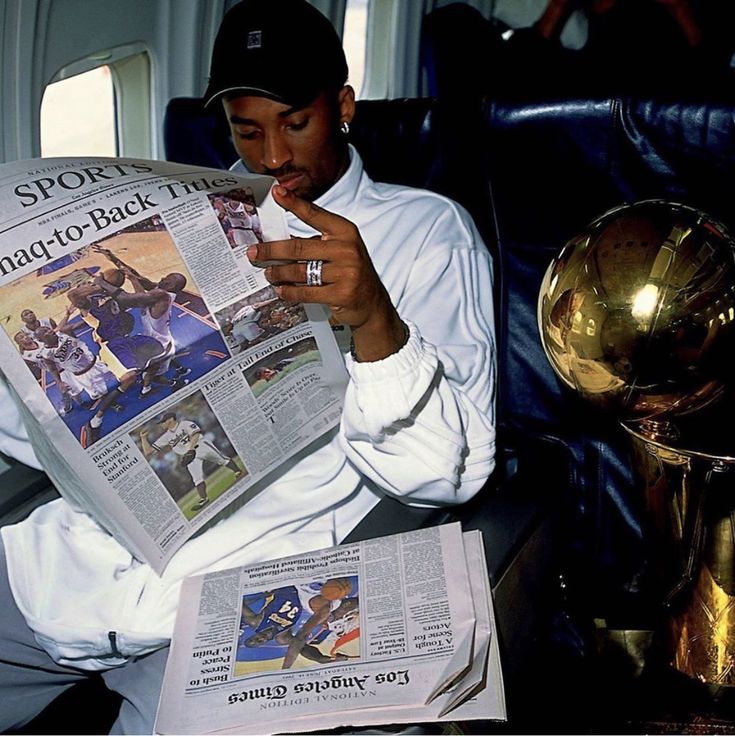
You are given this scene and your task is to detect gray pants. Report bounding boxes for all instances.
[0,539,168,734]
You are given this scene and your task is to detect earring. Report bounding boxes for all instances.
[340,121,350,135]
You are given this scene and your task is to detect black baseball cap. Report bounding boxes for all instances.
[157,412,177,424]
[203,0,348,109]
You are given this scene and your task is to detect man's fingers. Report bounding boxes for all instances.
[272,185,354,237]
[247,239,338,266]
[275,283,334,305]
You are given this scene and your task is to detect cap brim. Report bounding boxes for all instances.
[203,85,291,108]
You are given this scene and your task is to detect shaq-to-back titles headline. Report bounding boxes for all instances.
[2,161,240,277]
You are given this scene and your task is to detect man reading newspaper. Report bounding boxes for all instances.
[0,0,496,732]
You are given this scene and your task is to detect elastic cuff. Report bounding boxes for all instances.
[345,321,423,384]
[343,322,439,440]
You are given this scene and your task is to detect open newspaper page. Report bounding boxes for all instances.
[154,522,505,736]
[0,157,348,574]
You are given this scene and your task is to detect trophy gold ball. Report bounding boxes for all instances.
[538,199,735,425]
[538,199,735,687]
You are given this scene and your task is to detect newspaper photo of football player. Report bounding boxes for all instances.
[0,214,230,447]
[242,336,321,398]
[132,390,246,519]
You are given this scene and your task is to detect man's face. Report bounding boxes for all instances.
[159,273,184,292]
[223,88,353,202]
[35,327,57,346]
[15,333,36,350]
[21,310,37,326]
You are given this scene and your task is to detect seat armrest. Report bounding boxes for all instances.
[0,455,59,525]
[342,497,454,544]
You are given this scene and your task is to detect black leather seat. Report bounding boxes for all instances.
[483,97,735,636]
[163,97,238,170]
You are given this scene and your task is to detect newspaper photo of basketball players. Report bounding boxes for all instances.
[0,214,230,448]
[209,187,265,250]
[0,156,349,573]
[234,575,360,677]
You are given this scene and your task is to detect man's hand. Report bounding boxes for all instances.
[248,186,407,362]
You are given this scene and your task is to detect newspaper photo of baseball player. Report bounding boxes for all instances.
[214,285,308,356]
[242,336,321,398]
[209,187,264,250]
[132,390,246,519]
[0,214,230,448]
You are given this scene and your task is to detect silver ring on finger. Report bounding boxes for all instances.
[305,259,324,287]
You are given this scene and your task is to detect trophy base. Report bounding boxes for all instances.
[588,619,735,732]
[669,537,735,686]
[638,651,735,731]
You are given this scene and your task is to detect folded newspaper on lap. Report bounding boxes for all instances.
[154,522,506,735]
[0,157,347,573]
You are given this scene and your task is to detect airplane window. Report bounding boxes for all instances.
[40,66,117,157]
[343,0,368,98]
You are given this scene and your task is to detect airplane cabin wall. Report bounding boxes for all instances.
[0,0,230,164]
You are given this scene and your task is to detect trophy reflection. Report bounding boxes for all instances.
[538,199,735,685]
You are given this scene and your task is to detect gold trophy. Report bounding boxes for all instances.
[538,199,735,685]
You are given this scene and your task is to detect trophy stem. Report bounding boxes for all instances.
[638,419,680,444]
[626,425,735,686]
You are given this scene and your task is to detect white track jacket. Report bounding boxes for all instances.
[0,147,496,669]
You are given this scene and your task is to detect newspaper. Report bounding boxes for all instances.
[0,157,348,573]
[154,522,506,735]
